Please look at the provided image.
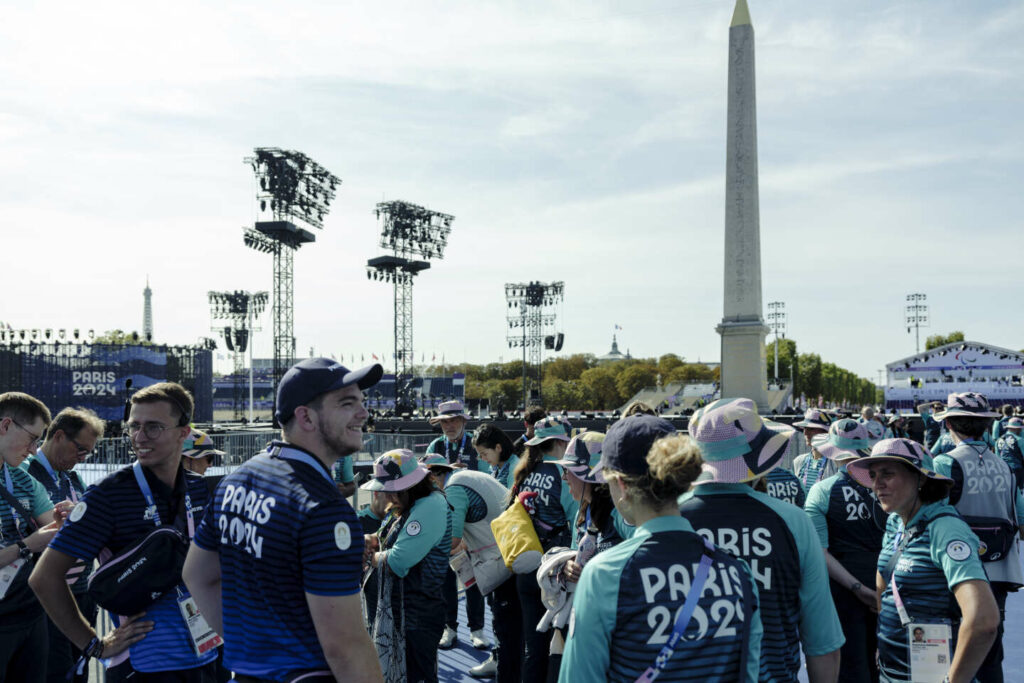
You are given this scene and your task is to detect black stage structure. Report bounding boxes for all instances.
[505,281,564,408]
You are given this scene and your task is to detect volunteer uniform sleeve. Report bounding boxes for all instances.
[558,554,620,683]
[193,489,221,551]
[929,515,989,589]
[299,501,365,596]
[612,508,635,540]
[558,470,579,530]
[1015,487,1024,528]
[803,479,831,549]
[738,559,764,683]
[332,455,354,485]
[48,486,114,562]
[446,484,470,539]
[385,494,446,578]
[787,504,845,655]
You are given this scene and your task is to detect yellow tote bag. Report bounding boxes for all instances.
[490,500,543,573]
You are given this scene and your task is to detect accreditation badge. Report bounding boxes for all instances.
[177,594,224,656]
[907,620,952,683]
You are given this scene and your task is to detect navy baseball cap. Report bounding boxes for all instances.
[275,358,383,424]
[600,414,677,476]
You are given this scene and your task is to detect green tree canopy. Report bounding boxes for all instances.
[925,331,965,351]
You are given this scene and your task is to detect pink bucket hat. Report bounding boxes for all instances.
[810,418,872,462]
[360,449,430,492]
[689,398,795,484]
[846,438,952,490]
[429,400,470,424]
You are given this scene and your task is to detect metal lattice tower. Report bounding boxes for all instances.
[243,148,340,424]
[209,291,268,420]
[505,281,564,408]
[366,200,454,414]
[905,293,929,354]
[142,276,153,342]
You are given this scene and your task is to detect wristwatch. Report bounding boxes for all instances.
[850,581,862,593]
[15,540,32,559]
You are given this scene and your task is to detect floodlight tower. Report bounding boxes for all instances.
[243,148,340,424]
[905,292,929,354]
[366,200,454,414]
[766,301,786,383]
[208,290,269,421]
[505,281,564,409]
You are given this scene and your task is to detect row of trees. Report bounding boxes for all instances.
[766,339,877,407]
[456,354,718,412]
[455,339,876,412]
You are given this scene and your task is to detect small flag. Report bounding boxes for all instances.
[432,353,436,362]
[614,324,622,330]
[362,354,365,362]
[372,353,379,361]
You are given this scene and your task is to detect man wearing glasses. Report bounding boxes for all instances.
[31,383,218,682]
[0,392,57,683]
[24,407,104,683]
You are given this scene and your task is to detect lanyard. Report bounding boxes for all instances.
[446,433,468,463]
[132,462,194,539]
[3,464,24,538]
[635,539,716,683]
[273,445,334,486]
[36,450,78,504]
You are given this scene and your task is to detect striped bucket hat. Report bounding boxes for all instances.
[933,392,1000,420]
[1007,417,1024,430]
[863,419,886,446]
[847,438,952,489]
[360,449,430,492]
[811,418,872,463]
[689,398,795,484]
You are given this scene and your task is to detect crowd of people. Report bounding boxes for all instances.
[0,356,1022,683]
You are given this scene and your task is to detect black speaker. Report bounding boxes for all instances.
[554,333,564,352]
[545,335,555,349]
[223,326,234,352]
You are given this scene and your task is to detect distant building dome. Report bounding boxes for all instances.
[597,334,632,363]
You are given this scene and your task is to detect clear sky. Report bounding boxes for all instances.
[2,0,1021,383]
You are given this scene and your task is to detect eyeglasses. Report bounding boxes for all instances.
[126,422,177,440]
[68,436,94,458]
[10,419,45,447]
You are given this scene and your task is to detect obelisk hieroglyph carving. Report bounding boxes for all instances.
[716,0,769,411]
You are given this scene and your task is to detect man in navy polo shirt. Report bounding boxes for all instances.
[184,358,384,683]
[31,383,217,682]
[23,407,104,683]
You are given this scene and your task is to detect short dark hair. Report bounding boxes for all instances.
[0,392,52,427]
[524,405,547,426]
[945,416,989,440]
[130,383,193,426]
[46,407,105,442]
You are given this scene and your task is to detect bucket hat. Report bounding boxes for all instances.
[525,415,572,446]
[810,418,872,463]
[419,453,456,471]
[864,419,886,446]
[1007,417,1024,430]
[360,449,430,492]
[933,392,1000,420]
[847,438,952,489]
[555,431,606,484]
[690,398,795,484]
[794,408,832,432]
[429,400,470,424]
[182,428,225,460]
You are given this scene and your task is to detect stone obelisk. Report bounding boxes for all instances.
[716,0,769,412]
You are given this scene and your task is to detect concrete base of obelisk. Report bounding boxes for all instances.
[717,319,769,413]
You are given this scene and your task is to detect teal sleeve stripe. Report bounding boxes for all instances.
[386,494,447,578]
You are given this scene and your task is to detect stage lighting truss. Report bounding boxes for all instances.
[246,148,341,231]
[243,228,280,254]
[374,200,454,261]
[208,291,268,355]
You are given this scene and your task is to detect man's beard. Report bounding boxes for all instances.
[318,421,360,459]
